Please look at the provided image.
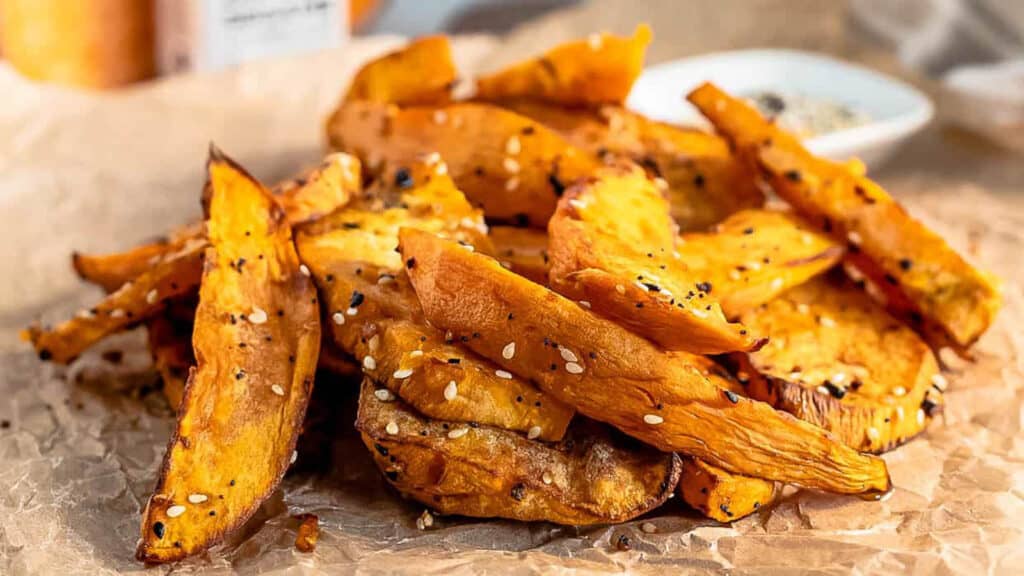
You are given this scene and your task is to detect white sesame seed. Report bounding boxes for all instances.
[447,428,468,439]
[893,386,907,397]
[249,306,268,324]
[299,264,311,277]
[569,199,588,211]
[643,414,664,425]
[771,277,784,290]
[789,371,803,380]
[819,315,836,328]
[505,177,519,191]
[502,342,516,360]
[363,356,377,370]
[409,350,423,358]
[931,373,948,391]
[832,372,847,384]
[847,231,863,245]
[460,243,475,252]
[917,409,926,425]
[797,303,810,314]
[654,177,669,190]
[424,152,441,166]
[505,136,521,155]
[271,384,285,396]
[346,307,358,316]
[801,233,814,245]
[691,307,709,318]
[635,280,651,292]
[77,309,95,319]
[867,427,880,440]
[187,494,207,504]
[817,385,829,395]
[420,509,434,528]
[110,308,126,318]
[527,426,542,440]
[386,421,399,435]
[166,505,186,518]
[896,406,905,420]
[291,450,298,464]
[435,162,448,176]
[503,157,520,174]
[332,312,345,325]
[495,369,513,380]
[368,335,379,351]
[588,33,602,50]
[374,389,394,402]
[641,522,657,534]
[559,347,578,362]
[565,362,584,374]
[393,368,414,379]
[433,109,448,125]
[673,250,682,259]
[729,269,742,281]
[146,289,159,304]
[542,471,553,484]
[615,284,626,294]
[444,380,458,401]
[744,261,762,272]
[377,274,395,285]
[579,300,591,309]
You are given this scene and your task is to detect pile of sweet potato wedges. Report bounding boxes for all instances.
[24,25,1000,563]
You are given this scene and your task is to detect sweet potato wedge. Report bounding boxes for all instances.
[474,25,652,106]
[72,224,203,293]
[343,35,455,107]
[356,379,680,525]
[489,225,550,284]
[675,209,844,318]
[137,149,320,563]
[547,163,763,354]
[496,100,764,231]
[678,457,776,523]
[325,100,600,227]
[689,82,1001,348]
[296,162,572,439]
[734,274,943,453]
[398,228,891,496]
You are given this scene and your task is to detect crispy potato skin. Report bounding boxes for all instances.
[497,100,764,231]
[137,150,320,563]
[689,83,1001,348]
[736,275,942,453]
[475,25,652,106]
[343,35,455,106]
[489,225,551,285]
[296,162,572,439]
[357,380,681,525]
[398,228,891,496]
[678,457,776,523]
[547,164,763,354]
[325,100,599,227]
[676,209,844,318]
[25,241,205,364]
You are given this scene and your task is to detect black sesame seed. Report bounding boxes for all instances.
[385,470,399,481]
[636,302,644,308]
[394,168,414,189]
[723,390,740,404]
[235,370,245,380]
[350,291,365,308]
[615,533,632,551]
[921,398,940,416]
[550,364,558,370]
[696,281,712,293]
[742,227,755,235]
[720,504,734,517]
[374,443,389,457]
[39,349,52,361]
[209,510,216,516]
[446,357,461,364]
[229,479,236,487]
[642,282,660,292]
[548,173,566,197]
[515,396,523,402]
[405,258,416,269]
[899,258,912,271]
[693,174,705,188]
[152,521,165,539]
[784,170,801,182]
[510,483,526,501]
[884,273,899,285]
[822,381,846,399]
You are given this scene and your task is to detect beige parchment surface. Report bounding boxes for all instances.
[1,4,1023,574]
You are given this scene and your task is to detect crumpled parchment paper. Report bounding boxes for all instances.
[1,24,1023,576]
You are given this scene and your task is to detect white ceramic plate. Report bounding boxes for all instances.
[626,49,934,168]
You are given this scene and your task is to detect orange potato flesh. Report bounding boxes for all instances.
[137,149,320,563]
[357,379,681,525]
[678,457,776,523]
[547,163,763,354]
[398,228,891,496]
[475,24,652,106]
[676,209,844,318]
[325,100,600,227]
[496,100,764,231]
[489,225,551,285]
[735,274,943,453]
[343,35,455,106]
[688,82,1001,348]
[296,162,572,439]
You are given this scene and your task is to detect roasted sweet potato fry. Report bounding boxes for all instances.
[398,228,891,496]
[734,274,943,453]
[496,100,763,231]
[24,242,204,364]
[489,225,550,284]
[548,164,763,354]
[678,457,776,523]
[689,82,1001,348]
[137,149,320,563]
[675,209,844,318]
[357,379,680,524]
[325,100,600,227]
[72,224,203,293]
[296,162,572,439]
[343,35,455,106]
[475,25,652,106]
